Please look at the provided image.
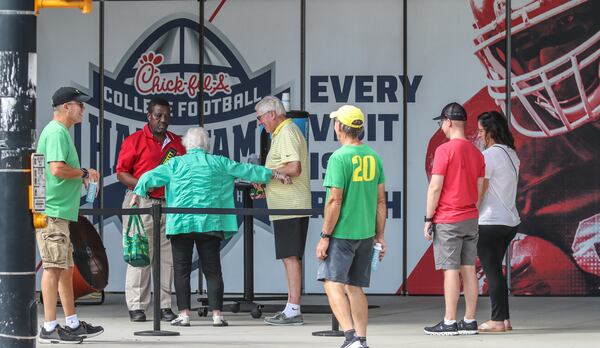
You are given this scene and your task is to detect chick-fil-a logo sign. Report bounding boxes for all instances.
[134,51,232,98]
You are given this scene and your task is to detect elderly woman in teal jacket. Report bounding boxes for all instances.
[130,127,288,327]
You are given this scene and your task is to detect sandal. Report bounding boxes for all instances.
[478,321,505,333]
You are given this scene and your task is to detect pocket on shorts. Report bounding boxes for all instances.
[40,229,68,265]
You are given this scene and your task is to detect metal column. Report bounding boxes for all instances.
[0,1,38,347]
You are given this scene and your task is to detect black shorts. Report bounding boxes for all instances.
[272,217,309,259]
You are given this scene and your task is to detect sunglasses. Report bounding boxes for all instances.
[67,101,84,108]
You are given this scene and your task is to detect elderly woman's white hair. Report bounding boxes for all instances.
[255,96,286,117]
[182,127,211,151]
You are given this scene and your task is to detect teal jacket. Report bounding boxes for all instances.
[133,148,272,239]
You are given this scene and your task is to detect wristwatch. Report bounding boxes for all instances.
[320,231,332,239]
[81,168,89,179]
[424,216,433,222]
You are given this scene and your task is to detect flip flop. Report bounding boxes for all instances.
[478,321,506,333]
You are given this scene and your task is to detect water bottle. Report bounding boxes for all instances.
[371,243,383,271]
[85,180,97,204]
[281,92,290,112]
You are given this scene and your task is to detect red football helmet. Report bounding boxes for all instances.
[469,0,599,137]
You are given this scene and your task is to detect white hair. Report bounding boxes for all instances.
[182,127,211,152]
[255,95,286,117]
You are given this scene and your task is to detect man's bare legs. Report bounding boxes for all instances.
[443,269,460,321]
[460,265,478,320]
[282,256,302,305]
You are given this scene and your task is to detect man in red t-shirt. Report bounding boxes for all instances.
[423,103,485,336]
[116,97,186,322]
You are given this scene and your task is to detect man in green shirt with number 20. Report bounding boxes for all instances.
[316,105,387,348]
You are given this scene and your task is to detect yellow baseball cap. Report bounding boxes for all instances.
[329,105,365,128]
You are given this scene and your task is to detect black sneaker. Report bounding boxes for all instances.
[64,321,104,339]
[458,319,478,335]
[424,320,459,336]
[129,309,146,322]
[161,308,177,322]
[38,325,83,344]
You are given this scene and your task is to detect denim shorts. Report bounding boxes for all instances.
[317,236,374,287]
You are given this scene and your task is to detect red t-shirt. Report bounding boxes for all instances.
[431,138,485,223]
[116,124,186,199]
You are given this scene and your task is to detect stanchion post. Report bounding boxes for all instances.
[311,314,344,337]
[134,203,179,336]
[242,187,254,301]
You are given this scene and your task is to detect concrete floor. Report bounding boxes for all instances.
[38,293,600,347]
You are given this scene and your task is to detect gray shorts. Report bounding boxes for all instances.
[317,236,374,287]
[432,218,478,270]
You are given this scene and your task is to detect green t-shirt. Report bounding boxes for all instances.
[323,144,385,240]
[37,120,82,221]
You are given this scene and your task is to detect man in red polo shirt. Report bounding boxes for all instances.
[116,97,186,322]
[423,103,485,336]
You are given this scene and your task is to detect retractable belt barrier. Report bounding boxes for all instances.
[78,204,326,337]
[79,207,321,216]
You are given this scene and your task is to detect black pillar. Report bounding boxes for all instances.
[0,1,37,348]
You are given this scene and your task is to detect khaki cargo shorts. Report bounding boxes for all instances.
[36,217,74,269]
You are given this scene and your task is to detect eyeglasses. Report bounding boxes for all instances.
[437,118,448,128]
[256,111,270,122]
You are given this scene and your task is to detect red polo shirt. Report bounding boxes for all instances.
[116,124,186,199]
[431,138,485,223]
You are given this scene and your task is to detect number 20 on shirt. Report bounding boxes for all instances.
[352,155,376,182]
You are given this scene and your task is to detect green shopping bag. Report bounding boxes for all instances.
[123,213,150,267]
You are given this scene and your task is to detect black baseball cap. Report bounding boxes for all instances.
[432,102,467,121]
[52,87,90,107]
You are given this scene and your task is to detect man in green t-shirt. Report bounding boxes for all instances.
[316,105,387,348]
[35,87,103,343]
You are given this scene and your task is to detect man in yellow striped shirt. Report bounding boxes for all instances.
[255,96,311,326]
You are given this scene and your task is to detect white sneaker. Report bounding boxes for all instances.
[171,315,190,327]
[213,315,229,327]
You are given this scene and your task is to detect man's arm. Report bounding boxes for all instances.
[275,161,301,177]
[426,174,444,219]
[322,187,343,234]
[117,172,138,188]
[49,162,99,182]
[316,186,343,260]
[374,183,387,259]
[424,174,444,240]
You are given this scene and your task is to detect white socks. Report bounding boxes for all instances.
[43,315,80,331]
[66,314,80,329]
[444,318,456,325]
[463,317,476,324]
[43,320,58,332]
[282,302,301,318]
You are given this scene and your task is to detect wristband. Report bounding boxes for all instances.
[81,168,89,179]
[320,232,332,239]
[424,216,433,222]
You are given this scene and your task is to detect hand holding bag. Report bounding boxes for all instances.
[123,211,150,267]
